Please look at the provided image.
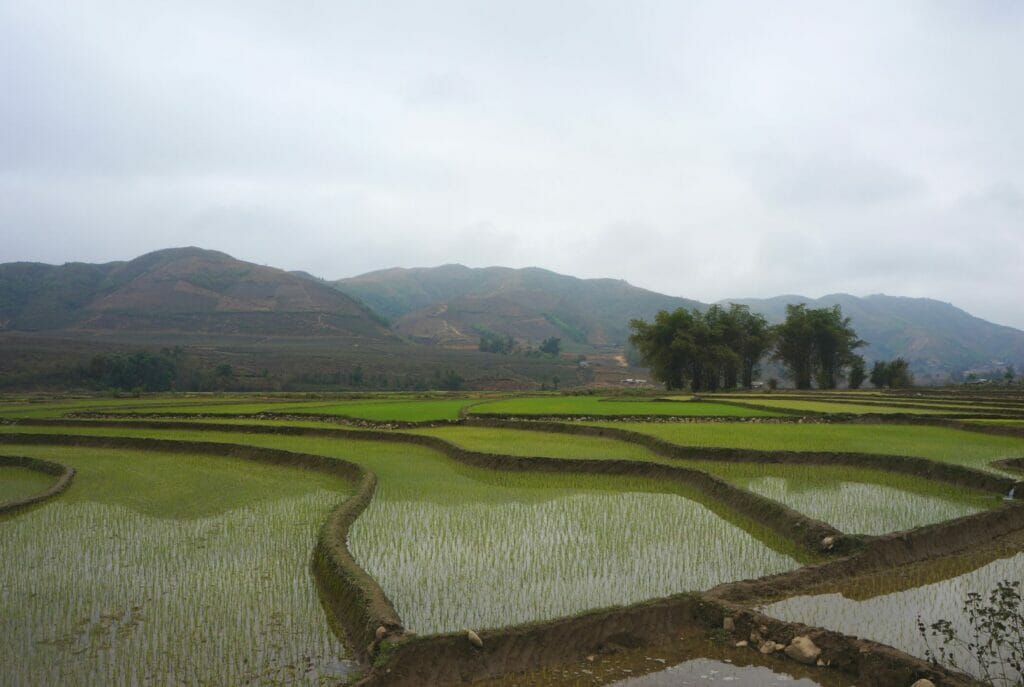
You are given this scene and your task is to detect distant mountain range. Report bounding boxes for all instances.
[335,264,702,348]
[337,264,1024,381]
[0,247,393,340]
[2,248,1022,383]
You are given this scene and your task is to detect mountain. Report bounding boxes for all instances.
[335,264,1024,380]
[335,264,703,349]
[723,294,1024,382]
[0,247,394,340]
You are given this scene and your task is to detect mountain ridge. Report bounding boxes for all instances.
[2,249,1021,383]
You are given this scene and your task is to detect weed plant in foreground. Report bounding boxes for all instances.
[759,549,1024,683]
[0,446,352,686]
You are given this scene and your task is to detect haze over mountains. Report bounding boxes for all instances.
[2,247,1022,384]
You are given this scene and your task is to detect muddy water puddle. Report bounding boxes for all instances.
[471,637,851,687]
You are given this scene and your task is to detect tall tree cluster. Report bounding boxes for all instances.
[630,303,867,391]
[629,304,772,391]
[773,304,864,390]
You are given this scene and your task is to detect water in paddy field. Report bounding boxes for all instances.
[760,549,1024,683]
[348,491,800,634]
[741,476,986,535]
[609,658,827,686]
[0,493,353,686]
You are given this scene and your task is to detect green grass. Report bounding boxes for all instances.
[715,398,961,415]
[468,396,780,417]
[0,465,56,503]
[588,422,1024,473]
[403,426,660,461]
[0,394,474,422]
[0,445,352,685]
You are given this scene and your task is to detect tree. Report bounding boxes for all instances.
[728,304,773,389]
[847,355,866,389]
[869,358,914,389]
[773,304,863,390]
[773,305,816,389]
[539,337,562,356]
[628,305,772,391]
[479,331,514,354]
[629,308,698,390]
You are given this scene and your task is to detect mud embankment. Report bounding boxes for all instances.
[0,454,75,516]
[355,594,977,687]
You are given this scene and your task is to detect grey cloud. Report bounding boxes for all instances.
[2,1,1024,329]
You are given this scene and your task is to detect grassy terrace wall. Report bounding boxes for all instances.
[0,454,75,516]
[0,433,398,662]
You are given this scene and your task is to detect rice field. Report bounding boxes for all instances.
[587,421,1024,473]
[670,462,995,535]
[350,489,799,634]
[404,425,661,461]
[0,446,352,686]
[2,391,1022,686]
[467,396,781,417]
[0,465,56,502]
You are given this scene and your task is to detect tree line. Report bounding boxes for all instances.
[630,303,912,390]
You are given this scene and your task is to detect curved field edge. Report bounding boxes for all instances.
[0,454,75,516]
[0,433,396,667]
[0,420,851,557]
[4,424,1023,686]
[465,418,1023,495]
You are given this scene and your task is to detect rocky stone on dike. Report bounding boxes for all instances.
[910,680,936,687]
[375,625,388,641]
[723,616,735,631]
[465,629,483,648]
[759,640,784,654]
[784,635,821,665]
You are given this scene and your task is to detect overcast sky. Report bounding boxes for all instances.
[3,1,1023,327]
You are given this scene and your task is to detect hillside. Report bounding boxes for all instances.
[0,247,394,340]
[335,264,702,348]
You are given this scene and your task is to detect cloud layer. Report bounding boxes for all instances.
[3,1,1023,327]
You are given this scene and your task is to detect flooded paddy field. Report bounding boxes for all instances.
[0,445,352,686]
[1,390,1022,685]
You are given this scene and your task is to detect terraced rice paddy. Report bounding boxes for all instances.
[467,396,780,417]
[589,421,1024,473]
[1,390,1022,686]
[0,465,55,502]
[350,486,799,633]
[0,446,352,686]
[673,463,995,535]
